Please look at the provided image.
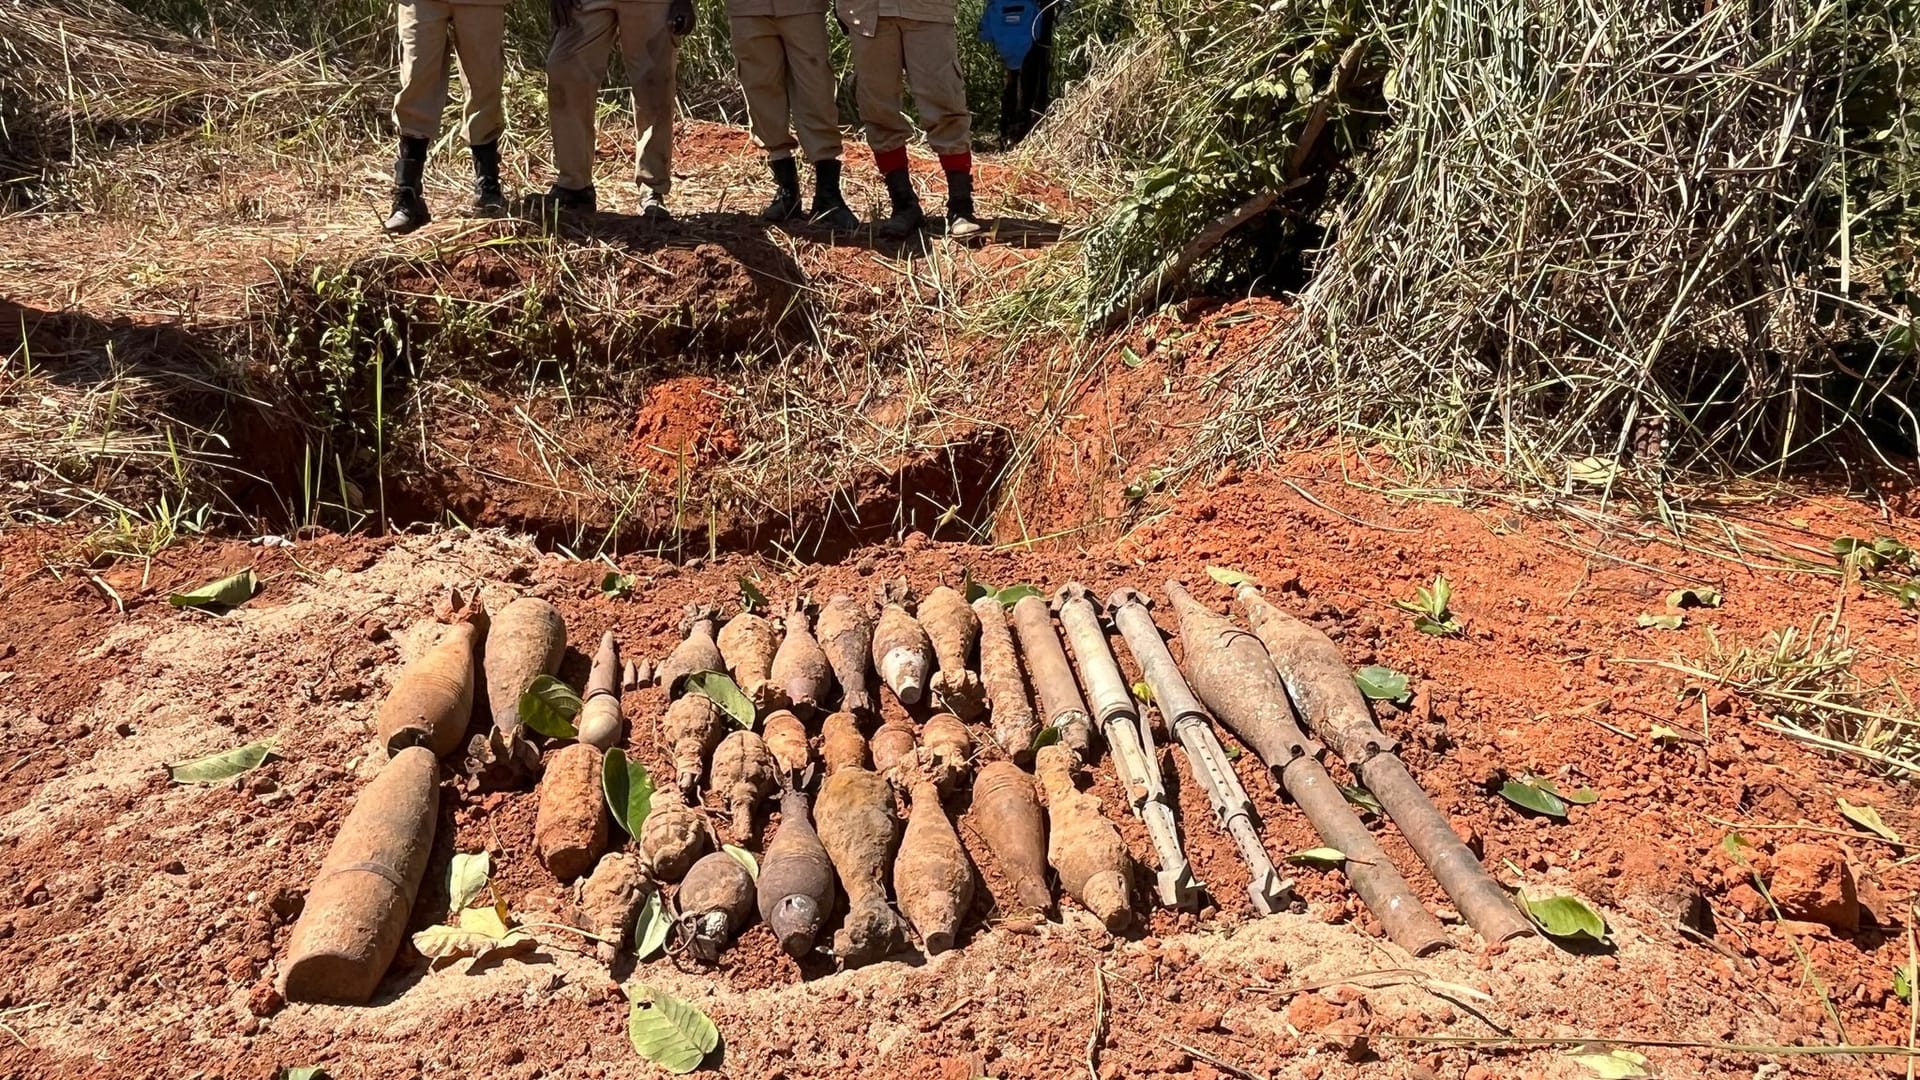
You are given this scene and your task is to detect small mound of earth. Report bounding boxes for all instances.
[627,375,742,479]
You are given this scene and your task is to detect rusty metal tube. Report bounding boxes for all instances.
[1234,584,1533,943]
[1164,580,1448,955]
[1054,583,1196,909]
[1109,588,1288,915]
[281,746,440,1002]
[1009,595,1093,759]
[577,631,622,751]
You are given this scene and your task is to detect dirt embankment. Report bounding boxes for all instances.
[0,464,1915,1080]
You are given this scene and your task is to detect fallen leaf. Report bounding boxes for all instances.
[739,575,768,613]
[1836,797,1901,843]
[169,568,260,610]
[1286,847,1346,867]
[1636,613,1685,630]
[1649,724,1687,746]
[600,571,635,598]
[963,570,990,603]
[603,748,656,837]
[1130,679,1155,704]
[519,675,582,739]
[1499,777,1569,818]
[1031,726,1061,752]
[1666,586,1722,609]
[413,904,533,969]
[1895,964,1912,1004]
[1566,456,1620,487]
[633,890,671,961]
[1539,778,1599,805]
[1120,344,1147,368]
[722,844,759,880]
[448,851,491,912]
[627,983,720,1074]
[686,670,756,728]
[167,738,276,784]
[1354,664,1410,702]
[995,584,1043,607]
[1568,1048,1650,1078]
[1205,565,1255,587]
[1338,783,1382,817]
[1520,893,1609,943]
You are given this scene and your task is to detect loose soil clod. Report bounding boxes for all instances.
[815,594,877,719]
[1034,744,1134,932]
[970,760,1054,917]
[717,610,781,715]
[919,585,984,719]
[279,745,440,1004]
[535,742,609,883]
[973,595,1039,759]
[675,850,758,964]
[757,786,837,959]
[658,605,725,699]
[769,597,833,718]
[375,609,484,759]
[711,729,778,841]
[893,769,976,955]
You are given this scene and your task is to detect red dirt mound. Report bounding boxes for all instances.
[626,374,742,479]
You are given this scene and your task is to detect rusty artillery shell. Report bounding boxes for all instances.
[971,760,1054,916]
[870,719,918,776]
[536,742,610,882]
[484,597,567,743]
[658,605,725,699]
[1235,584,1531,943]
[816,594,877,719]
[1010,595,1093,759]
[375,619,481,758]
[718,611,781,714]
[771,598,833,718]
[577,631,623,751]
[873,600,933,707]
[281,746,439,1003]
[920,586,984,719]
[973,595,1038,759]
[822,710,870,774]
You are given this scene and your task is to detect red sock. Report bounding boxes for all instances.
[938,151,973,175]
[874,146,910,175]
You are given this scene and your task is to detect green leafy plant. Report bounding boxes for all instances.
[1395,574,1462,636]
[739,575,768,613]
[1353,664,1410,702]
[167,738,276,784]
[1895,964,1912,1004]
[603,749,656,837]
[628,983,720,1074]
[519,675,582,739]
[169,568,260,610]
[601,571,636,599]
[1031,726,1063,752]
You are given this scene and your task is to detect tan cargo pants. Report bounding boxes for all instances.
[847,16,970,156]
[546,1,677,195]
[729,13,843,163]
[394,0,508,145]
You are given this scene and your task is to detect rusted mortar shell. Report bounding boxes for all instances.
[1234,585,1533,943]
[822,710,870,774]
[376,618,482,759]
[973,596,1039,760]
[484,597,566,742]
[536,742,610,883]
[577,631,623,751]
[1109,588,1289,915]
[281,746,439,1003]
[971,760,1054,916]
[870,719,918,776]
[758,787,837,958]
[873,602,933,706]
[1165,581,1449,955]
[919,586,984,719]
[658,605,724,699]
[770,598,833,719]
[894,776,974,954]
[1034,744,1133,931]
[717,611,781,714]
[816,595,877,719]
[1009,595,1094,759]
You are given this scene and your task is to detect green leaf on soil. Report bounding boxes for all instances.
[722,844,759,880]
[633,890,671,961]
[1031,726,1062,752]
[1636,612,1685,630]
[1205,565,1255,587]
[1894,964,1912,1004]
[1223,744,1243,761]
[739,575,767,613]
[963,569,989,603]
[995,584,1043,607]
[167,738,276,784]
[413,904,532,969]
[1286,847,1346,867]
[627,983,720,1074]
[1537,778,1599,805]
[1121,344,1147,368]
[1519,893,1609,943]
[601,571,636,598]
[281,1069,330,1080]
[519,674,581,739]
[1338,783,1382,817]
[686,670,756,728]
[1354,664,1410,702]
[1666,586,1722,609]
[603,748,656,837]
[1568,1048,1650,1079]
[1899,583,1920,610]
[1130,679,1154,704]
[448,851,492,912]
[1499,777,1569,818]
[1836,797,1901,843]
[1396,574,1463,636]
[1649,724,1687,746]
[1720,831,1754,863]
[168,568,260,610]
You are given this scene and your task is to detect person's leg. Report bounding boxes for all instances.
[899,18,979,235]
[780,13,856,230]
[618,0,679,214]
[732,15,803,220]
[387,0,452,233]
[450,2,509,213]
[545,5,619,198]
[848,19,920,236]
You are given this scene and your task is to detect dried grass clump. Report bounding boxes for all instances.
[1202,0,1919,478]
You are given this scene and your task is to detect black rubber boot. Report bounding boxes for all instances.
[521,183,597,221]
[810,158,860,233]
[762,156,803,222]
[876,167,924,239]
[469,139,506,217]
[945,169,982,238]
[383,136,431,235]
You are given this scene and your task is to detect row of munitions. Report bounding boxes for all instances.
[278,580,1533,1003]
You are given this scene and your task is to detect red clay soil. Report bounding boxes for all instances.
[627,375,742,480]
[0,463,1916,1080]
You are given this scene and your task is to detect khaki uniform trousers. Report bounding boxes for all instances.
[842,15,970,157]
[394,0,508,146]
[728,13,843,163]
[546,1,677,195]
